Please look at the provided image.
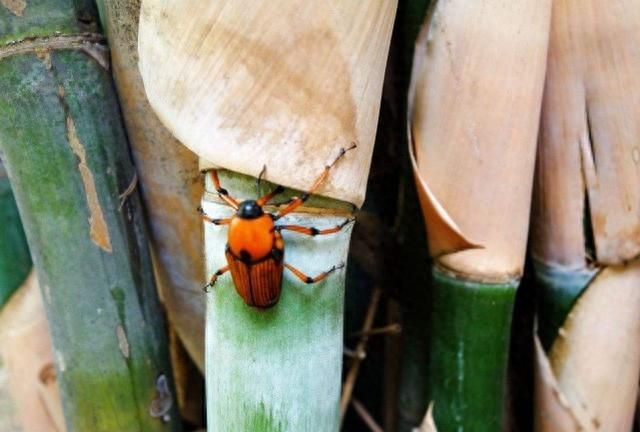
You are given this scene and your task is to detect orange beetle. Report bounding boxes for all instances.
[199,144,356,308]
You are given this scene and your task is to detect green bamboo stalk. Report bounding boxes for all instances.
[0,162,31,309]
[0,2,180,430]
[533,261,595,350]
[203,170,354,432]
[428,268,516,430]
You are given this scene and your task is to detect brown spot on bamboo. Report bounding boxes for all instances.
[0,0,26,16]
[65,111,113,252]
[116,325,130,359]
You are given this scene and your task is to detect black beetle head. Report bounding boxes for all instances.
[237,200,264,219]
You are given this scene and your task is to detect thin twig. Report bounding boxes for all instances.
[340,287,383,425]
[118,172,138,210]
[352,398,384,432]
[349,323,401,338]
[343,347,366,360]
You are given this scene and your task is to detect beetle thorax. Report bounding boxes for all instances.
[227,213,276,262]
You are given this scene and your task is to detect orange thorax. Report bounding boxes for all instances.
[227,214,275,261]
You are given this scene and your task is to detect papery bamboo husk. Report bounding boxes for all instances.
[532,1,640,430]
[138,1,397,207]
[410,0,551,278]
[534,264,640,431]
[95,0,206,372]
[408,1,551,429]
[0,271,65,432]
[138,2,396,430]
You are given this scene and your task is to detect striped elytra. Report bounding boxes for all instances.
[225,249,283,308]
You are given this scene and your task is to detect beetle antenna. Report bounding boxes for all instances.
[328,142,357,168]
[256,165,267,198]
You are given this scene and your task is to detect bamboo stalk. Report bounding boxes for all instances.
[95,0,206,371]
[0,2,180,429]
[203,170,354,431]
[532,2,640,429]
[0,161,31,309]
[408,0,551,429]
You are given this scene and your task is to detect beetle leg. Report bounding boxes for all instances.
[203,265,230,292]
[284,262,345,284]
[206,170,239,210]
[274,143,356,219]
[257,185,285,206]
[197,206,231,225]
[276,217,355,236]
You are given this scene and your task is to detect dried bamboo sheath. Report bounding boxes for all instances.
[138,0,397,207]
[0,1,179,430]
[532,1,640,430]
[0,272,65,432]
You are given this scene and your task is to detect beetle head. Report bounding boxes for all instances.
[237,200,264,219]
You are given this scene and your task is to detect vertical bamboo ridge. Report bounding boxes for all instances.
[0,163,31,308]
[409,0,551,278]
[138,0,397,207]
[532,2,640,429]
[203,171,354,432]
[0,3,180,428]
[0,271,65,432]
[95,0,206,370]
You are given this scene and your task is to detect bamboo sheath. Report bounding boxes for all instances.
[95,0,206,371]
[0,1,180,430]
[0,271,65,432]
[408,0,551,429]
[138,0,397,208]
[532,1,640,430]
